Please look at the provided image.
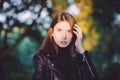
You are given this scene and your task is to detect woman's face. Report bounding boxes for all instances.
[52,21,73,48]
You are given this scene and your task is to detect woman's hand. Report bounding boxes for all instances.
[73,24,85,54]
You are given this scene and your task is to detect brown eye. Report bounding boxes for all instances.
[57,29,61,32]
[68,30,71,32]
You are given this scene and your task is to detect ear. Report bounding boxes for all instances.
[51,33,54,36]
[49,28,54,37]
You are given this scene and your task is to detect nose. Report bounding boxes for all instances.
[62,32,67,39]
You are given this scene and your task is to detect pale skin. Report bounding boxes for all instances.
[52,21,72,48]
[73,24,85,54]
[52,21,85,54]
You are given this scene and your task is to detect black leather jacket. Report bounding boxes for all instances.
[32,50,99,80]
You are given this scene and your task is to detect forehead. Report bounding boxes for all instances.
[54,21,71,29]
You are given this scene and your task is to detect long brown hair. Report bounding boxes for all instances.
[40,12,77,56]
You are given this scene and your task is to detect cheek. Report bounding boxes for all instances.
[53,31,61,38]
[68,34,73,40]
[52,32,59,41]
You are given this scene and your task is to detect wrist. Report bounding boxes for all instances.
[79,49,85,54]
[78,47,85,54]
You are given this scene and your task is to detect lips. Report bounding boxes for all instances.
[60,41,67,45]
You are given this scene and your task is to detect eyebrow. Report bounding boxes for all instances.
[55,27,71,31]
[54,27,61,29]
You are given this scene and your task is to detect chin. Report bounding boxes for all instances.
[58,45,68,48]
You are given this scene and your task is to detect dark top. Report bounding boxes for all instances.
[32,48,99,80]
[54,48,81,80]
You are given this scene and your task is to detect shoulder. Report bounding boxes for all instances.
[33,50,47,62]
[33,50,42,57]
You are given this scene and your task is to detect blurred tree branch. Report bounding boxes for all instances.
[0,0,47,58]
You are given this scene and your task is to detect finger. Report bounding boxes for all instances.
[73,26,82,35]
[73,30,78,37]
[75,24,82,31]
[74,24,81,30]
[73,26,83,39]
[73,30,83,40]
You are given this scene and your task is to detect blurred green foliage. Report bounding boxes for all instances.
[0,0,120,80]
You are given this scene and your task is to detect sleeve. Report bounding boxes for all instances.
[32,52,46,80]
[77,51,99,80]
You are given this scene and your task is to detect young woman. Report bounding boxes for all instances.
[32,12,99,80]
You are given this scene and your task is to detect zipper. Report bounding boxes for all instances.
[82,53,95,77]
[48,63,66,80]
[76,64,82,78]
